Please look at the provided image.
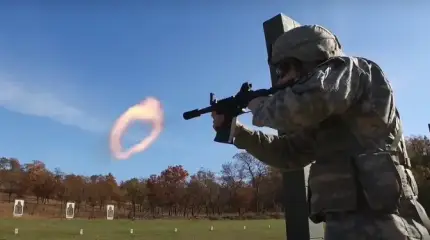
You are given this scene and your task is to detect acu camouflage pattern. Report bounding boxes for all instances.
[233,56,430,239]
[324,212,429,240]
[270,25,344,65]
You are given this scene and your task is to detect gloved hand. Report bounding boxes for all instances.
[211,112,242,141]
[211,111,224,130]
[247,97,268,127]
[247,96,267,113]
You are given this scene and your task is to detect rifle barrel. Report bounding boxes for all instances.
[183,106,213,120]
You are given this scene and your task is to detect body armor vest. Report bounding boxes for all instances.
[305,57,430,231]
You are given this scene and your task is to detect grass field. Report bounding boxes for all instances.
[0,218,286,240]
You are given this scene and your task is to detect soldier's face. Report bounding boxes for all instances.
[275,66,299,86]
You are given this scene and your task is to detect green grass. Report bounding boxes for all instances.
[0,218,286,240]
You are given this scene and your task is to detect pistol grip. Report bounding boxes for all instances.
[214,115,234,144]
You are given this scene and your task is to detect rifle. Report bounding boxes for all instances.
[183,82,288,144]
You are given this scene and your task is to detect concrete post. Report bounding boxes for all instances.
[262,14,310,240]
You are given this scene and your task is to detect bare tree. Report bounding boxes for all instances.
[233,151,268,213]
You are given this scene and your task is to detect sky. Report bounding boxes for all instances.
[0,1,429,182]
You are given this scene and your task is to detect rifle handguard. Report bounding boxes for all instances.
[182,81,292,144]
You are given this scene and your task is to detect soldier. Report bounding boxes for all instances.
[212,25,430,239]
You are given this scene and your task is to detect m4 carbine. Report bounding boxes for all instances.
[183,82,286,144]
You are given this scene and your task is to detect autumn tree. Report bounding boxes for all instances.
[146,174,167,217]
[233,152,268,213]
[406,135,430,211]
[23,160,57,204]
[52,168,65,203]
[194,169,219,216]
[62,174,86,213]
[121,177,146,218]
[85,175,103,216]
[220,161,249,215]
[158,165,189,216]
[0,158,27,202]
[96,173,120,209]
[259,167,283,212]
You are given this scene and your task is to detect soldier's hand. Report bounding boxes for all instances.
[247,97,268,113]
[211,111,225,130]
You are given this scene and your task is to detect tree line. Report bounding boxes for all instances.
[0,135,429,219]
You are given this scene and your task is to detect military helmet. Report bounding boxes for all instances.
[270,25,344,66]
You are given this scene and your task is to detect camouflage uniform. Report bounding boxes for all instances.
[231,25,430,239]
